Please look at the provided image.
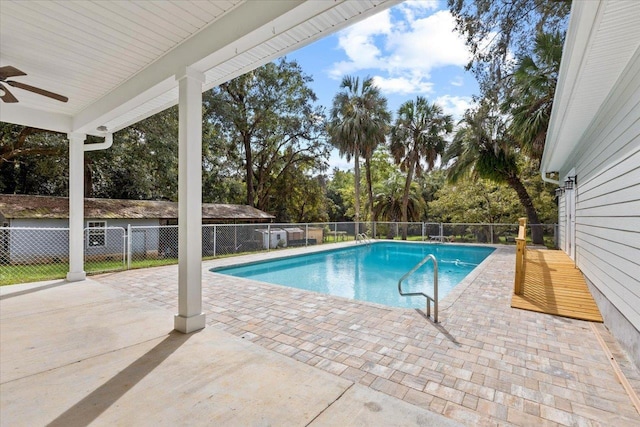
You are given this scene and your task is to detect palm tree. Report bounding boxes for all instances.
[503,31,564,161]
[373,173,425,238]
[444,103,545,244]
[328,76,390,230]
[390,97,452,239]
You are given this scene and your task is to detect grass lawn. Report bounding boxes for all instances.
[1,241,341,286]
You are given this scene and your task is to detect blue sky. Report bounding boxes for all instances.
[286,0,479,170]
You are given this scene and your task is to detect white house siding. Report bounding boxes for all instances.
[4,218,159,264]
[6,219,70,263]
[560,50,640,364]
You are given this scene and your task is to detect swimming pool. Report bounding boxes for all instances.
[213,242,495,309]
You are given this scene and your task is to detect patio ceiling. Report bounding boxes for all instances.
[541,0,640,174]
[0,0,400,136]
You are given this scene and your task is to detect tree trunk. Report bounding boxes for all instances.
[84,157,93,197]
[243,134,254,207]
[400,160,415,240]
[353,150,360,235]
[506,174,544,244]
[364,156,374,222]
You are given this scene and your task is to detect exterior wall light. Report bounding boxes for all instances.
[565,176,576,190]
[555,187,565,196]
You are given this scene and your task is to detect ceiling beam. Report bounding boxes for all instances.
[0,103,72,134]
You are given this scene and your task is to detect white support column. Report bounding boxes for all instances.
[174,67,206,333]
[66,133,86,281]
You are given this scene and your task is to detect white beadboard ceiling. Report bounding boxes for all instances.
[542,0,640,174]
[0,0,400,135]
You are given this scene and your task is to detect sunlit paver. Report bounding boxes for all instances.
[97,244,640,426]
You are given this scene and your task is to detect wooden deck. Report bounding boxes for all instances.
[511,249,603,322]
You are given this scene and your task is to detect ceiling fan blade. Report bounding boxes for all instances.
[6,80,68,103]
[0,83,19,103]
[0,66,27,80]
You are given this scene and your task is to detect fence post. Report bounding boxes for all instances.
[213,225,217,257]
[439,223,444,243]
[305,223,309,247]
[234,225,237,253]
[267,224,271,252]
[490,223,494,244]
[421,223,425,241]
[334,222,337,243]
[373,221,377,239]
[127,224,132,270]
[514,218,527,295]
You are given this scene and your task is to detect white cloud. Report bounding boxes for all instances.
[329,10,391,79]
[435,95,474,121]
[450,76,464,87]
[371,75,434,95]
[329,5,470,96]
[397,0,439,23]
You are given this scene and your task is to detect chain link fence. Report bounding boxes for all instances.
[1,221,557,285]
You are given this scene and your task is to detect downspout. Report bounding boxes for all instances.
[541,170,560,186]
[84,132,113,152]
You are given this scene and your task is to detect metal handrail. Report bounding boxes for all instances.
[398,254,439,322]
[355,233,371,244]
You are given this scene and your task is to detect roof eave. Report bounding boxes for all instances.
[541,0,602,175]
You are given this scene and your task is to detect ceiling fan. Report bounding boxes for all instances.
[0,66,68,103]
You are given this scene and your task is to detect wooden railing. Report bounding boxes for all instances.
[514,217,527,295]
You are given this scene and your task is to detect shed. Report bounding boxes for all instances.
[0,194,273,264]
[256,228,287,250]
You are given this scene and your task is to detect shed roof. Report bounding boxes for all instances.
[0,194,273,221]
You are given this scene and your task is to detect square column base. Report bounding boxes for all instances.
[66,271,86,282]
[174,313,206,333]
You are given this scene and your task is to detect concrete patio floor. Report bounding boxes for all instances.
[2,243,640,426]
[0,277,461,426]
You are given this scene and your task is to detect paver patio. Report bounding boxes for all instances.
[4,243,638,426]
[95,243,640,426]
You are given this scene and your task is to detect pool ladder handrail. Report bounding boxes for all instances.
[355,233,372,245]
[398,254,439,323]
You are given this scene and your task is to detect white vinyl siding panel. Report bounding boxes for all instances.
[568,51,640,330]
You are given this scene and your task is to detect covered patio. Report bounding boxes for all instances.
[0,0,400,332]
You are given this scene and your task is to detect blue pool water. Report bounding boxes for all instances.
[212,242,495,309]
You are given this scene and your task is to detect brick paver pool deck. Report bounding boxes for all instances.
[96,243,640,426]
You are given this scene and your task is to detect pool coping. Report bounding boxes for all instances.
[205,240,502,315]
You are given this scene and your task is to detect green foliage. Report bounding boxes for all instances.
[0,124,68,195]
[447,0,570,94]
[503,31,564,160]
[373,173,425,222]
[328,75,390,223]
[270,164,329,223]
[444,102,546,243]
[204,57,329,211]
[390,96,452,237]
[430,179,523,224]
[90,107,180,200]
[326,168,355,222]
